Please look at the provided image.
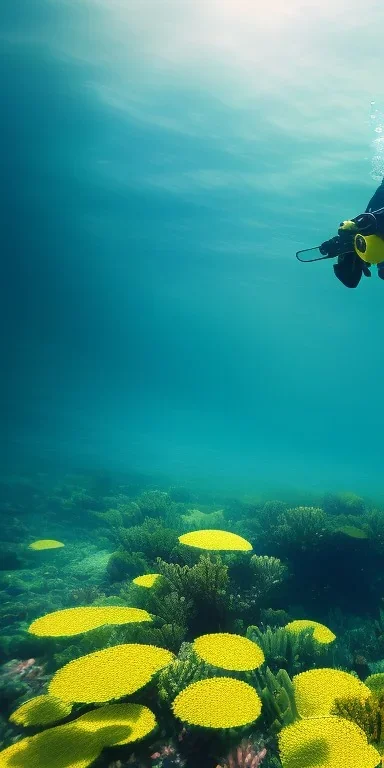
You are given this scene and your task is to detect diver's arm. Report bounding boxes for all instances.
[365,178,384,213]
[348,179,384,237]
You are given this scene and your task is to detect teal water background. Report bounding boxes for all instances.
[2,0,384,497]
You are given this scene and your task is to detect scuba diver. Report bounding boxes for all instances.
[297,178,384,287]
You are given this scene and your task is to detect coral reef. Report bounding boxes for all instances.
[4,471,384,766]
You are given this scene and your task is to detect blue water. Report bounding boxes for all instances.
[3,0,384,497]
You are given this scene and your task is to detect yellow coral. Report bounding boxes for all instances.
[49,644,174,703]
[28,540,64,550]
[0,703,157,768]
[29,606,152,637]
[294,668,371,717]
[285,620,336,645]
[278,715,380,768]
[172,677,262,728]
[133,573,160,588]
[10,695,72,727]
[193,633,265,671]
[78,703,156,745]
[178,529,252,551]
[0,722,100,768]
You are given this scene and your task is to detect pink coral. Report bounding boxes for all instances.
[150,742,186,766]
[216,740,267,768]
[2,658,48,691]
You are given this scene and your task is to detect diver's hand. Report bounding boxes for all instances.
[319,236,340,257]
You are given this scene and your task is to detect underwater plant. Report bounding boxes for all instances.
[246,625,330,677]
[118,519,180,564]
[157,554,230,635]
[273,506,327,553]
[157,643,211,706]
[136,491,172,518]
[107,551,150,582]
[250,666,298,736]
[322,491,366,516]
[256,501,288,536]
[259,610,289,629]
[249,556,288,598]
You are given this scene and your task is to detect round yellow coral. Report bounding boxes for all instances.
[285,620,336,645]
[29,606,152,637]
[193,633,265,671]
[0,703,157,768]
[178,529,252,551]
[0,722,101,768]
[10,695,72,727]
[49,644,174,703]
[279,715,380,768]
[28,539,64,550]
[132,574,160,588]
[172,677,262,728]
[78,703,157,745]
[293,668,372,717]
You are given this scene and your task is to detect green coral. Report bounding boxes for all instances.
[156,554,230,635]
[368,660,384,675]
[258,500,288,531]
[117,501,143,526]
[119,582,192,653]
[250,555,288,595]
[157,642,211,705]
[323,491,366,516]
[274,506,327,552]
[157,554,229,601]
[106,551,149,582]
[251,666,299,735]
[246,625,330,676]
[110,618,187,653]
[365,674,384,696]
[118,519,180,562]
[136,490,171,518]
[260,609,290,628]
[91,508,124,529]
[52,625,118,668]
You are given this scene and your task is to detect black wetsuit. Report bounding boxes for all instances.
[333,178,384,287]
[365,177,384,218]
